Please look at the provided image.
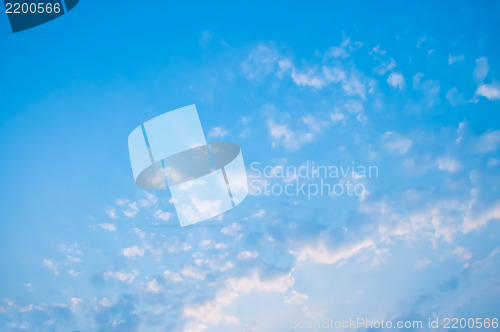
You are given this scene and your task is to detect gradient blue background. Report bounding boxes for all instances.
[1,1,500,331]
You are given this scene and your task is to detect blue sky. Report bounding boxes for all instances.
[1,1,500,331]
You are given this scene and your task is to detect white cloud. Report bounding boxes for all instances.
[106,207,117,219]
[214,243,229,249]
[329,46,349,59]
[374,58,396,75]
[342,75,366,99]
[343,99,363,114]
[183,290,239,331]
[448,54,464,65]
[252,209,266,218]
[330,112,345,123]
[199,239,214,248]
[322,66,346,83]
[241,45,281,80]
[290,69,326,89]
[412,73,441,106]
[237,251,259,260]
[290,239,375,265]
[477,129,500,152]
[119,200,139,218]
[326,38,351,59]
[488,158,499,167]
[97,297,115,308]
[131,227,171,260]
[454,247,473,261]
[17,304,33,313]
[221,223,242,237]
[103,271,135,284]
[66,255,81,263]
[268,119,313,150]
[302,115,331,133]
[387,72,405,90]
[154,209,173,221]
[446,87,466,107]
[42,259,58,275]
[68,269,81,277]
[437,157,462,173]
[70,297,82,312]
[359,197,465,246]
[474,56,489,82]
[242,43,368,97]
[145,279,161,293]
[370,45,386,55]
[475,83,500,101]
[277,58,328,89]
[59,242,83,257]
[183,270,294,331]
[121,246,145,259]
[115,193,159,218]
[417,37,426,48]
[463,200,500,233]
[98,223,117,232]
[164,270,183,283]
[284,290,308,305]
[227,270,295,293]
[208,126,229,139]
[381,132,413,155]
[181,265,207,280]
[414,258,431,269]
[421,79,441,107]
[407,200,463,244]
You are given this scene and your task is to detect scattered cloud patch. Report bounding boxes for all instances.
[103,271,135,284]
[208,126,229,139]
[291,239,375,265]
[381,132,413,155]
[42,259,59,275]
[106,207,117,219]
[145,279,161,293]
[237,251,259,260]
[448,54,464,65]
[476,83,500,101]
[437,157,461,173]
[121,246,145,259]
[98,223,117,232]
[154,209,173,221]
[284,290,308,305]
[268,119,313,150]
[474,56,489,82]
[477,130,500,152]
[375,58,397,76]
[387,72,405,90]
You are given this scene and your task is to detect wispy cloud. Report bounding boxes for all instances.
[103,271,136,284]
[474,56,489,82]
[98,223,117,232]
[381,131,412,155]
[448,54,464,65]
[42,259,59,275]
[290,239,375,265]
